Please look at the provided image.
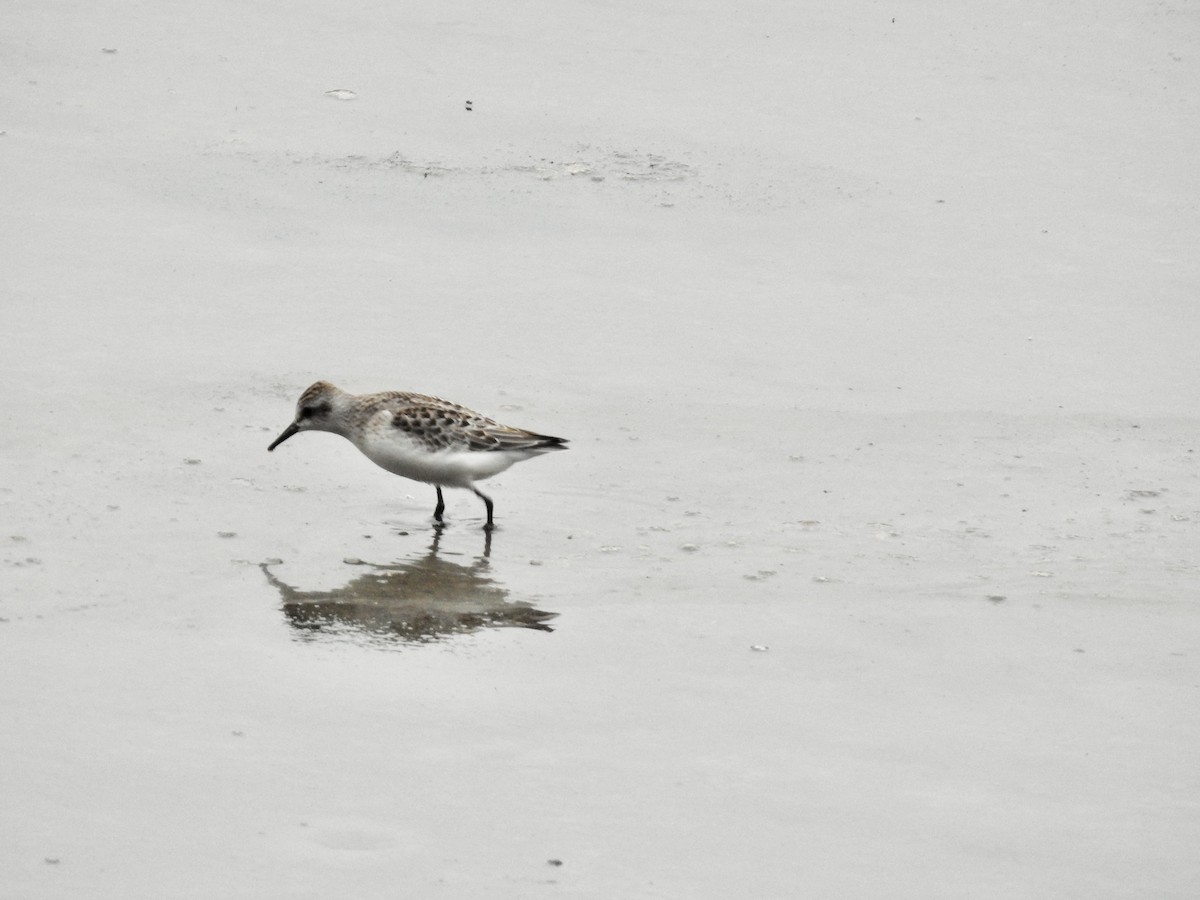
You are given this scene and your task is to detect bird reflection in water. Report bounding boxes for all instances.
[260,526,557,648]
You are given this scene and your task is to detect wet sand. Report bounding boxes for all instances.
[3,1,1199,896]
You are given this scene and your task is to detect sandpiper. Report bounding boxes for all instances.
[268,382,568,530]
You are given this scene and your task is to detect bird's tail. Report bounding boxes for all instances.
[529,433,569,451]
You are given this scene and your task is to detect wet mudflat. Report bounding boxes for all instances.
[3,1,1199,897]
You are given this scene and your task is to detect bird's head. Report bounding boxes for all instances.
[267,381,344,451]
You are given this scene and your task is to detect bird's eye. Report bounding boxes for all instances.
[299,402,332,420]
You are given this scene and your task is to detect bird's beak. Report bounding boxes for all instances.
[267,423,300,452]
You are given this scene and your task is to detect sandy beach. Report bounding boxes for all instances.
[3,1,1198,896]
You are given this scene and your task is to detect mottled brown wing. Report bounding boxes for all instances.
[389,404,485,451]
[390,404,567,453]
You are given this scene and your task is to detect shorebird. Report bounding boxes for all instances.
[268,381,567,530]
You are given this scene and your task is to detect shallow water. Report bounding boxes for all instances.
[4,1,1200,896]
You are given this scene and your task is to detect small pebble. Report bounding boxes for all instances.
[750,645,769,652]
[749,570,776,580]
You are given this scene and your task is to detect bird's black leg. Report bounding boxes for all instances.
[434,486,445,522]
[472,488,495,531]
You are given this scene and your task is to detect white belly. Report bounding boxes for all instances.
[355,428,521,488]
